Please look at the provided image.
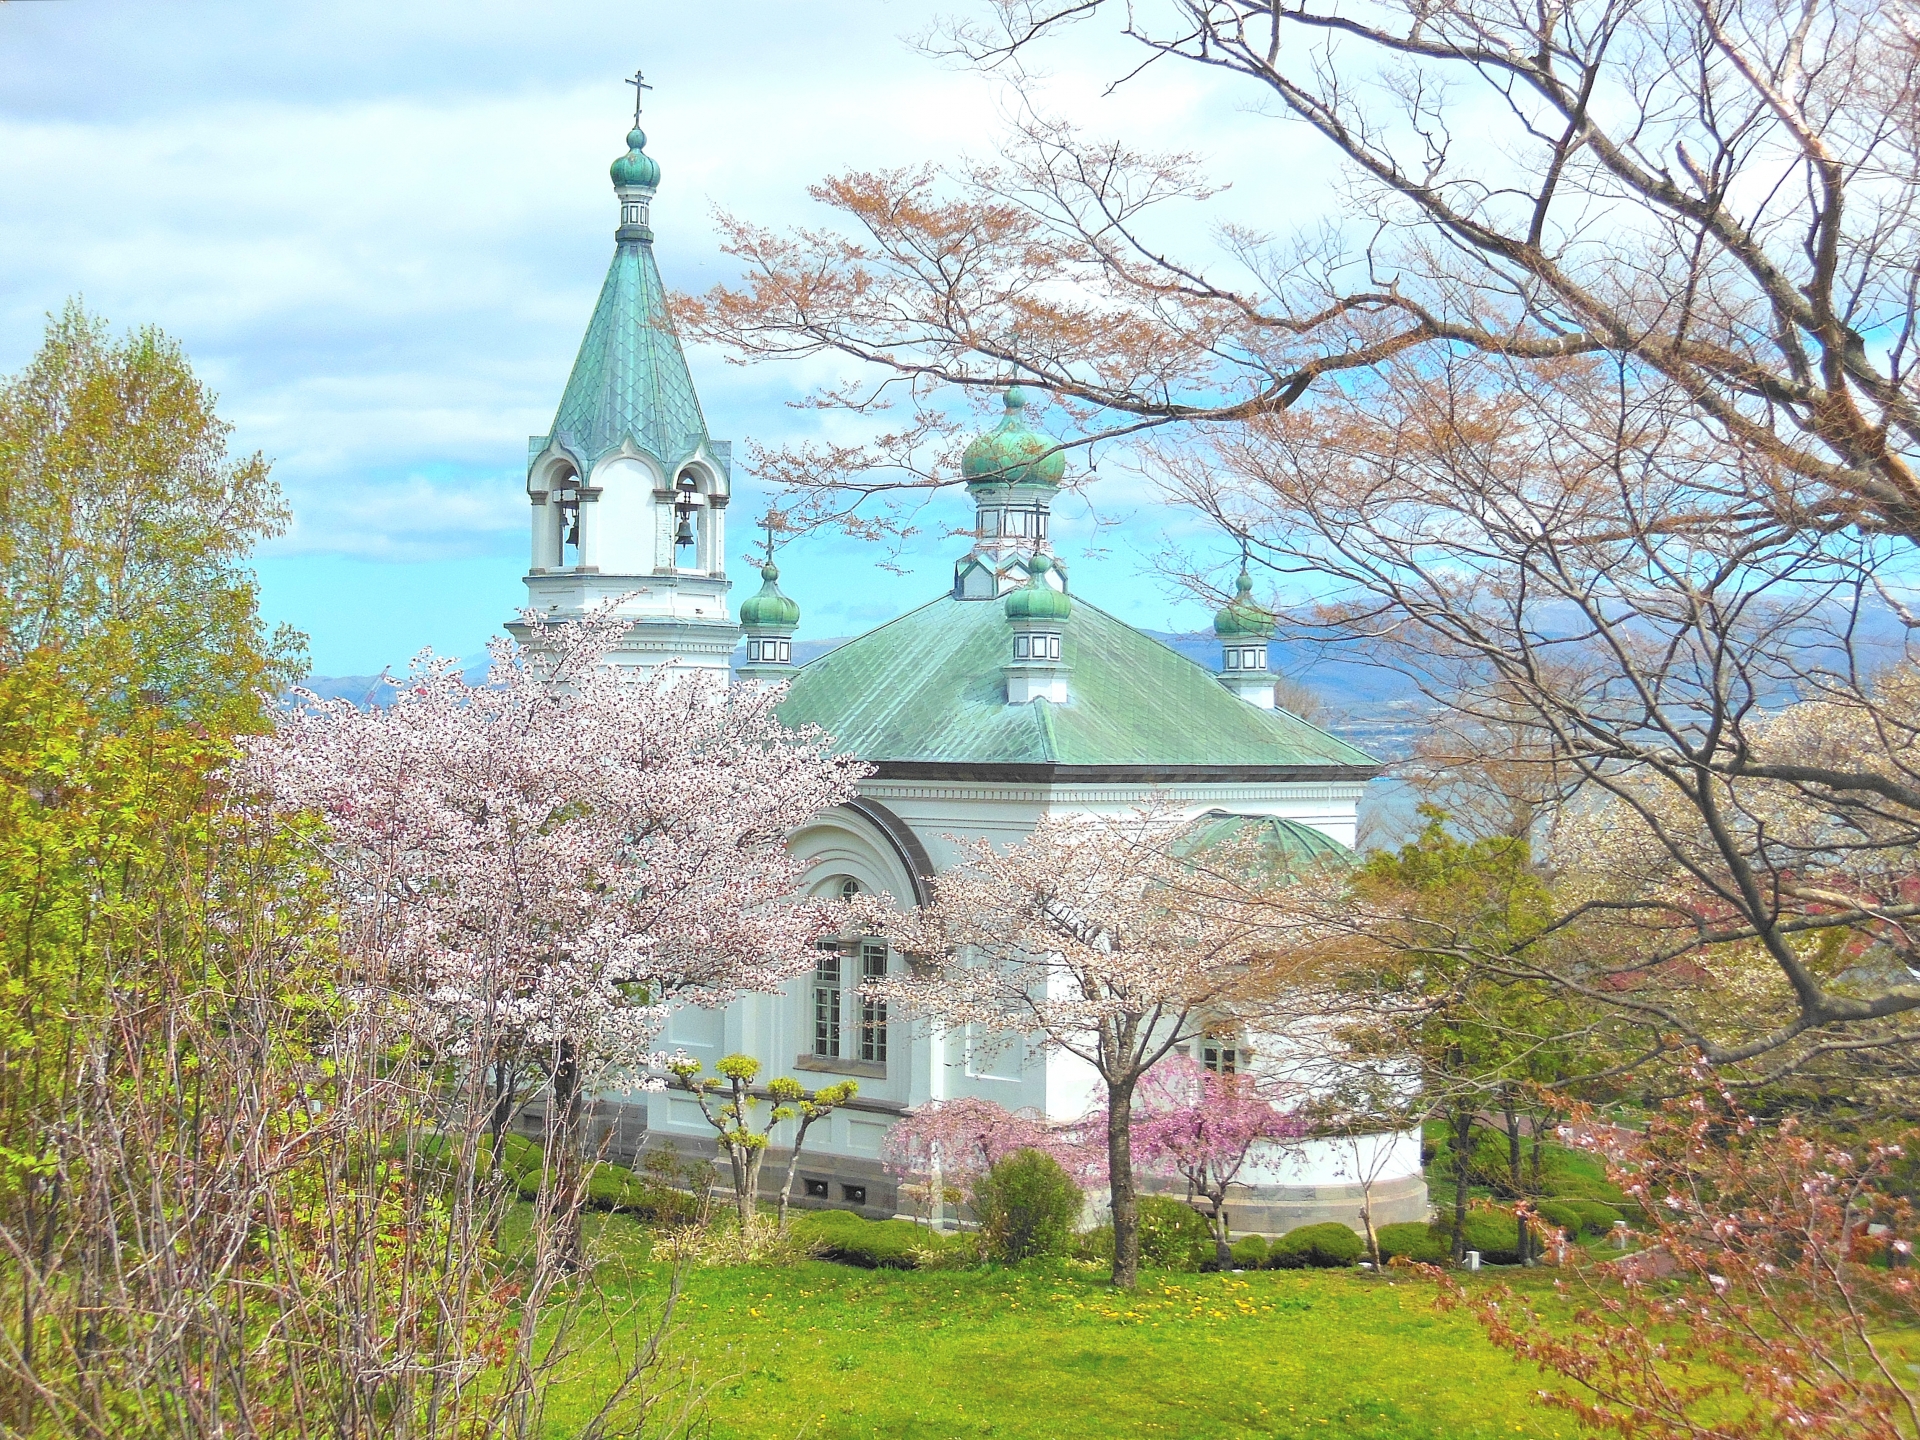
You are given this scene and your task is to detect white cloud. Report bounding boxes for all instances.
[0,0,1342,670]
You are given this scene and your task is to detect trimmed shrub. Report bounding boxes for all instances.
[1534,1200,1585,1236]
[487,1134,700,1222]
[1271,1222,1364,1269]
[1137,1196,1215,1271]
[1567,1199,1624,1235]
[790,1209,951,1269]
[973,1149,1082,1263]
[1072,1198,1215,1271]
[1438,1208,1522,1264]
[1376,1222,1450,1265]
[1230,1234,1271,1269]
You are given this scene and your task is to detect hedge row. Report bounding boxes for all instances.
[488,1134,701,1223]
[1230,1223,1366,1270]
[789,1209,953,1269]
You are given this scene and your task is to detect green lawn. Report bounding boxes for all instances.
[541,1216,1577,1440]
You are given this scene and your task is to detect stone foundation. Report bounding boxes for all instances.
[525,1099,1429,1236]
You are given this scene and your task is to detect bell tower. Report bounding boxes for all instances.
[510,90,738,675]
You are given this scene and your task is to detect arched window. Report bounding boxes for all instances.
[810,878,888,1068]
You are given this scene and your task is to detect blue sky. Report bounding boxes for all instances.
[0,1,1343,675]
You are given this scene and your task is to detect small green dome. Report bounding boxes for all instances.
[611,127,661,189]
[962,387,1066,491]
[1005,553,1071,622]
[739,562,801,630]
[1214,569,1275,639]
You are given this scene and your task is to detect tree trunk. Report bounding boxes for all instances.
[1502,1091,1530,1265]
[1501,1090,1524,1196]
[1358,1180,1380,1269]
[1107,1080,1140,1289]
[777,1115,817,1236]
[546,1037,585,1272]
[1205,1187,1232,1269]
[1449,1106,1474,1264]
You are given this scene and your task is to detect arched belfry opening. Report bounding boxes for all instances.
[670,462,724,575]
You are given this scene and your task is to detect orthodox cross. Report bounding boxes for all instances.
[625,68,653,125]
[760,518,781,567]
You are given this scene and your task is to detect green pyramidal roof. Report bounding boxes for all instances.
[776,594,1379,776]
[543,238,711,472]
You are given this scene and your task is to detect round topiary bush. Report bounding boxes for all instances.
[1230,1234,1271,1269]
[973,1148,1082,1263]
[1270,1222,1365,1269]
[1375,1221,1450,1265]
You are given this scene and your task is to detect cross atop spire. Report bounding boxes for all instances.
[760,517,779,567]
[626,68,653,126]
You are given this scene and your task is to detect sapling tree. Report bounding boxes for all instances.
[666,1054,856,1233]
[1130,1056,1307,1268]
[253,612,864,1266]
[880,809,1300,1288]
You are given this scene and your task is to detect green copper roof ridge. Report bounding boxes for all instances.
[544,237,712,472]
[1031,696,1062,759]
[781,588,1377,770]
[792,594,951,675]
[1066,593,1369,761]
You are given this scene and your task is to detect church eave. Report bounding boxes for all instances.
[863,760,1382,784]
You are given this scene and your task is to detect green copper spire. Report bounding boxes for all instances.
[610,126,661,189]
[963,387,1066,491]
[740,561,801,630]
[1005,553,1071,621]
[1214,568,1275,639]
[536,122,711,474]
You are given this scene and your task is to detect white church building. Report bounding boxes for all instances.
[510,118,1426,1236]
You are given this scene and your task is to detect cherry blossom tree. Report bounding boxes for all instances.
[879,809,1298,1288]
[1130,1056,1307,1268]
[1454,1092,1920,1440]
[881,1097,1105,1222]
[249,611,866,1265]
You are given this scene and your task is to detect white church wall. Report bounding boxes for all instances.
[589,454,659,576]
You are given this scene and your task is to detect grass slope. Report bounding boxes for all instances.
[545,1218,1574,1440]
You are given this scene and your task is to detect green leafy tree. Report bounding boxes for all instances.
[667,1053,856,1232]
[1348,809,1565,1262]
[0,302,304,726]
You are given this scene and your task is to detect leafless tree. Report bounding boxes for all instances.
[682,0,1920,1082]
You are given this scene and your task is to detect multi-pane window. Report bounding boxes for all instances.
[978,508,1002,538]
[1202,1043,1241,1075]
[1013,633,1061,661]
[813,944,842,1058]
[859,940,888,1063]
[1223,647,1266,672]
[747,638,791,663]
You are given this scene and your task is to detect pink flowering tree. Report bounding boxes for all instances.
[249,611,865,1265]
[1131,1056,1308,1267]
[879,809,1290,1288]
[881,1098,1106,1221]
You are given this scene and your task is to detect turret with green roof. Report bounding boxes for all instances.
[739,560,801,680]
[1004,553,1071,704]
[1215,565,1278,709]
[954,387,1071,600]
